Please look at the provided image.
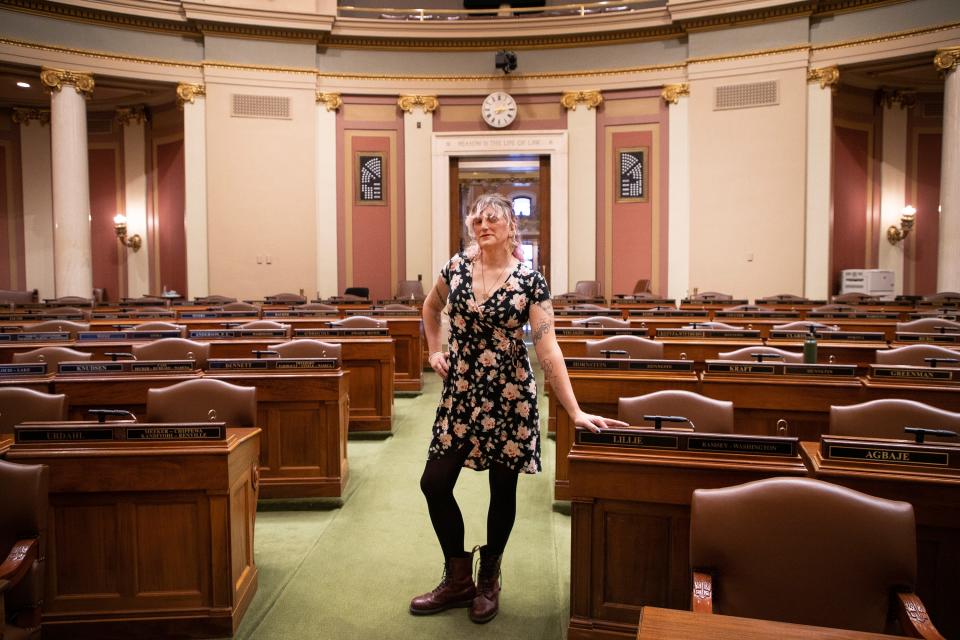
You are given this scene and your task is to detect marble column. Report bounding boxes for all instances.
[804,66,838,300]
[117,106,149,297]
[398,95,438,290]
[316,91,341,299]
[663,84,690,301]
[935,47,960,293]
[14,108,55,300]
[41,67,94,299]
[179,83,209,299]
[877,90,910,295]
[561,90,601,295]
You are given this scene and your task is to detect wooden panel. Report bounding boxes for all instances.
[134,501,202,595]
[155,138,186,297]
[51,501,120,598]
[831,124,871,293]
[89,146,123,301]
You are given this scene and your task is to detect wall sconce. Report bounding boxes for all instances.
[113,214,142,251]
[887,205,916,245]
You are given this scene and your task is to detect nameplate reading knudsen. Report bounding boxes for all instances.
[57,360,195,374]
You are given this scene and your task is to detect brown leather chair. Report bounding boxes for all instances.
[331,316,386,329]
[273,339,342,361]
[571,316,630,329]
[876,344,960,367]
[632,279,650,294]
[682,321,740,330]
[129,322,187,336]
[571,303,608,311]
[131,338,209,368]
[38,307,89,320]
[0,388,67,442]
[380,303,416,312]
[722,304,761,312]
[923,291,960,305]
[690,477,943,638]
[221,301,260,313]
[0,289,38,305]
[584,335,663,359]
[265,292,306,304]
[0,458,49,640]
[300,303,339,313]
[343,287,369,299]
[812,304,856,314]
[44,296,92,307]
[574,280,601,298]
[689,291,732,302]
[195,295,237,305]
[896,317,960,333]
[756,293,809,303]
[617,390,733,432]
[832,292,879,304]
[773,320,839,332]
[717,346,803,363]
[238,320,291,337]
[12,347,92,370]
[20,320,90,336]
[396,280,426,300]
[146,378,256,426]
[830,399,960,443]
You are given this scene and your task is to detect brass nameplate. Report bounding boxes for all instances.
[0,363,47,376]
[294,328,389,337]
[769,330,883,341]
[577,429,680,449]
[565,358,620,370]
[555,309,620,317]
[58,360,195,374]
[78,330,182,341]
[126,425,225,440]
[807,312,899,319]
[346,309,419,317]
[92,311,176,319]
[578,429,798,457]
[59,362,124,374]
[0,332,70,342]
[15,421,226,443]
[706,362,777,374]
[714,311,796,318]
[682,299,750,305]
[687,435,796,456]
[129,361,196,372]
[895,332,960,344]
[823,441,951,468]
[565,357,694,372]
[869,366,956,381]
[17,427,114,442]
[555,327,645,336]
[189,329,288,338]
[782,363,857,377]
[658,329,760,339]
[631,310,710,318]
[208,357,339,370]
[178,311,258,319]
[264,310,337,318]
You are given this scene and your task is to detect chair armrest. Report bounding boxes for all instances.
[896,592,945,640]
[0,538,38,588]
[0,578,6,629]
[692,571,713,613]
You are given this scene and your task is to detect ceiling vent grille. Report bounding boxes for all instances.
[714,80,779,111]
[923,101,943,118]
[231,94,291,120]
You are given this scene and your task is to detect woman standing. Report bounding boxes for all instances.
[410,193,625,623]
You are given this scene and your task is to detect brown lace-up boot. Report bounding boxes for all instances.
[469,545,502,623]
[409,552,476,615]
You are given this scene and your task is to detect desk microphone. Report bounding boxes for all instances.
[600,349,628,360]
[643,415,690,430]
[904,427,958,444]
[252,350,280,359]
[750,353,783,363]
[923,357,959,368]
[104,352,136,361]
[88,409,137,423]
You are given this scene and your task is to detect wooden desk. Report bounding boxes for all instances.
[800,440,960,638]
[7,426,260,639]
[205,370,350,498]
[636,606,901,640]
[568,433,806,640]
[860,371,960,413]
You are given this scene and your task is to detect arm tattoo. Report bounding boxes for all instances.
[537,299,554,315]
[532,319,552,345]
[541,356,555,382]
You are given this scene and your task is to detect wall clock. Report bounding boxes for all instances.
[481,92,517,128]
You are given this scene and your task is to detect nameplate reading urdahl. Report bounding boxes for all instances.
[17,428,114,443]
[577,430,679,449]
[0,363,47,376]
[294,328,389,337]
[827,445,949,467]
[870,367,955,381]
[0,332,70,342]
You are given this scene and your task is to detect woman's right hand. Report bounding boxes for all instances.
[428,351,450,379]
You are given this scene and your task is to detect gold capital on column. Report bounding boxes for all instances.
[11,107,51,126]
[807,66,839,90]
[176,83,206,109]
[40,67,94,97]
[397,95,439,113]
[115,106,148,126]
[660,84,689,104]
[317,92,342,111]
[561,90,603,110]
[934,47,960,74]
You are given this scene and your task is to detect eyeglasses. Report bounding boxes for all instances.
[468,209,509,226]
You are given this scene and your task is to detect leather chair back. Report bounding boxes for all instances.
[682,321,739,330]
[130,322,186,336]
[876,344,960,367]
[301,303,339,312]
[585,335,663,359]
[757,293,808,303]
[146,378,256,426]
[45,296,92,307]
[689,291,732,301]
[571,303,608,311]
[574,280,601,298]
[12,347,92,369]
[896,317,960,333]
[618,390,733,432]
[39,307,89,319]
[266,292,306,304]
[196,295,236,305]
[238,320,291,336]
[0,289,38,305]
[331,316,386,329]
[831,399,960,442]
[273,339,341,361]
[396,280,426,300]
[691,477,916,633]
[633,279,651,294]
[0,388,67,431]
[923,291,960,304]
[773,320,839,332]
[722,304,761,312]
[832,292,878,304]
[381,303,416,312]
[717,346,803,363]
[344,287,369,299]
[221,301,259,313]
[22,320,90,335]
[571,316,629,329]
[812,304,856,313]
[132,338,209,368]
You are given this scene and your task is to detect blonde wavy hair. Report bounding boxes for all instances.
[464,192,524,261]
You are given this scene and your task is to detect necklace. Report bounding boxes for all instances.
[476,254,512,304]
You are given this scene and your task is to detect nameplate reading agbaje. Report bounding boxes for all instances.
[869,366,957,381]
[828,445,948,467]
[820,437,955,468]
[0,363,47,376]
[264,310,338,318]
[631,310,710,318]
[577,429,679,450]
[294,328,389,337]
[0,332,70,342]
[687,435,796,456]
[657,329,760,339]
[706,362,777,375]
[208,358,339,370]
[895,332,960,344]
[78,330,182,341]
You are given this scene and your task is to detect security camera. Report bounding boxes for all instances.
[495,50,517,74]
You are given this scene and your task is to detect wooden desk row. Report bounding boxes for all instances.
[568,431,960,640]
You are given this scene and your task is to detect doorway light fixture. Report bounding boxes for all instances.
[113,214,142,251]
[887,205,916,245]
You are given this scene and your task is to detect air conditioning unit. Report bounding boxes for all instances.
[841,269,895,298]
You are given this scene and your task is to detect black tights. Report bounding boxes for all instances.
[419,446,519,558]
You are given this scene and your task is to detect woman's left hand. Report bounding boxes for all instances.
[573,411,628,434]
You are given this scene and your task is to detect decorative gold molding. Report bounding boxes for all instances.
[115,105,148,125]
[812,22,960,53]
[11,107,50,126]
[688,44,810,65]
[39,67,94,97]
[560,90,602,111]
[176,83,206,108]
[397,95,439,113]
[934,46,960,74]
[879,88,916,110]
[660,84,689,104]
[318,63,684,83]
[807,66,840,90]
[317,92,343,111]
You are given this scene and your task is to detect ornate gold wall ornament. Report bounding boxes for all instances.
[115,106,148,125]
[317,92,343,111]
[660,84,689,104]
[40,67,94,97]
[11,107,51,126]
[879,89,916,110]
[560,90,603,110]
[176,83,206,108]
[934,47,960,74]
[807,66,840,90]
[397,95,439,113]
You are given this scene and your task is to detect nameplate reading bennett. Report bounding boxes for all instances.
[207,358,339,371]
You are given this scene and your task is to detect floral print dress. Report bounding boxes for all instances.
[428,252,551,474]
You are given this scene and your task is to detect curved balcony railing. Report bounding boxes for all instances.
[338,0,663,21]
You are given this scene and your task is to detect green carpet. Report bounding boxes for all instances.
[225,367,571,639]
